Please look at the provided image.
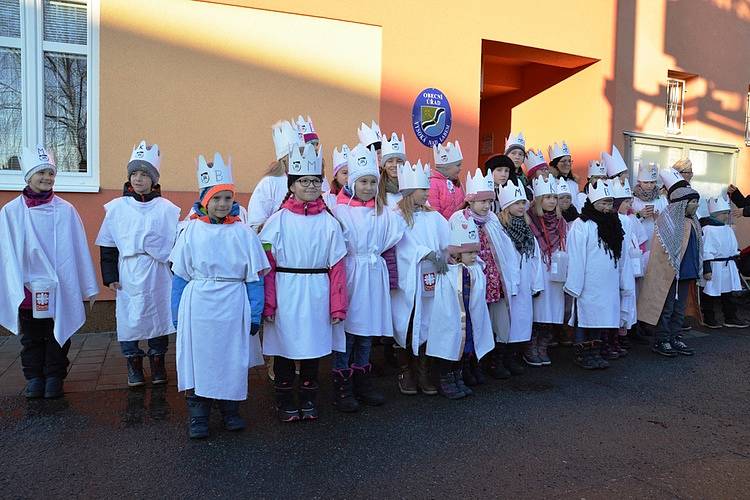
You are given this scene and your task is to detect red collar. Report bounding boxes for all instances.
[281,197,328,215]
[336,189,376,208]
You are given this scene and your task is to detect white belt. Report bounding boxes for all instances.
[193,277,244,282]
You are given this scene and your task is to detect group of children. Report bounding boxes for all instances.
[1,117,747,439]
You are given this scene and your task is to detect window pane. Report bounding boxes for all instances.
[44,51,87,173]
[688,149,733,197]
[0,0,21,38]
[631,143,683,179]
[0,47,22,171]
[43,0,87,45]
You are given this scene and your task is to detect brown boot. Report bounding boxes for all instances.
[396,348,418,395]
[417,346,438,395]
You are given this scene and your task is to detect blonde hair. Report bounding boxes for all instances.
[398,191,433,227]
[499,205,531,227]
[263,156,288,177]
[377,164,398,206]
[532,194,562,218]
[672,158,692,171]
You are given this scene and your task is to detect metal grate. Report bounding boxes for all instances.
[666,78,685,134]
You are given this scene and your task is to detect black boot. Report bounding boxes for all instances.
[488,344,511,379]
[186,395,211,439]
[332,369,360,413]
[438,371,465,399]
[461,354,478,386]
[629,325,650,345]
[274,381,300,423]
[469,354,486,384]
[149,354,167,385]
[352,363,385,406]
[44,377,64,399]
[127,356,145,387]
[217,400,246,431]
[454,367,473,396]
[503,343,526,376]
[25,377,45,399]
[299,381,319,421]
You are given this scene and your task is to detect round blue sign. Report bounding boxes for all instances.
[411,88,452,147]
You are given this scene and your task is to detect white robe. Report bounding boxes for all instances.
[248,175,329,231]
[632,195,668,268]
[169,220,269,401]
[564,178,582,210]
[385,192,402,209]
[565,218,634,328]
[0,195,99,346]
[427,262,495,361]
[619,213,641,329]
[260,208,347,358]
[96,197,180,342]
[391,211,450,355]
[532,236,566,325]
[500,235,544,342]
[333,202,405,337]
[702,224,742,296]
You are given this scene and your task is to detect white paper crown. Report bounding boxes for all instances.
[358,120,382,148]
[294,115,319,143]
[288,143,323,177]
[548,141,571,161]
[465,168,495,200]
[708,195,731,214]
[556,177,572,196]
[505,131,525,152]
[129,140,161,171]
[612,178,633,199]
[637,162,659,182]
[602,145,627,177]
[397,160,431,190]
[499,178,528,209]
[273,120,303,160]
[381,132,406,163]
[196,152,233,191]
[525,148,547,170]
[433,140,463,167]
[588,179,614,204]
[347,143,380,190]
[20,144,56,180]
[332,144,350,170]
[587,160,607,178]
[448,210,480,253]
[533,176,557,197]
[659,167,684,191]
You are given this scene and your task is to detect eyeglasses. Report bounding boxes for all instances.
[296,178,322,187]
[679,170,694,175]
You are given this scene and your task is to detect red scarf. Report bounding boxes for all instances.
[22,187,54,208]
[281,196,328,215]
[528,208,567,267]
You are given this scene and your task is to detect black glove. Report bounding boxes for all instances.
[250,323,261,336]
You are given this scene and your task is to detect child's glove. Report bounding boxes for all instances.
[250,323,261,336]
[424,251,449,275]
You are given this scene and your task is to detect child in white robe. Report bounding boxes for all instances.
[0,145,98,399]
[96,141,180,387]
[170,153,268,439]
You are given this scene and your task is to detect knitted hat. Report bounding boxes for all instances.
[484,154,515,173]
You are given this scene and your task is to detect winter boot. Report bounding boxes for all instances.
[600,332,619,361]
[590,339,610,369]
[416,348,438,395]
[218,400,246,431]
[503,343,526,375]
[149,354,168,385]
[274,381,300,423]
[488,344,511,379]
[469,353,486,384]
[127,356,146,387]
[396,348,418,395]
[523,335,543,367]
[612,331,628,357]
[299,381,319,421]
[558,325,574,347]
[44,377,64,399]
[537,327,552,366]
[25,377,45,399]
[461,354,478,386]
[454,368,473,396]
[186,395,211,439]
[438,372,465,399]
[574,343,596,370]
[383,339,399,369]
[352,364,385,406]
[332,369,360,413]
[629,324,650,345]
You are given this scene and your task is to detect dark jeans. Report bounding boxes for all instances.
[700,291,738,322]
[19,308,70,380]
[333,333,372,370]
[119,335,169,358]
[656,279,690,342]
[274,356,320,385]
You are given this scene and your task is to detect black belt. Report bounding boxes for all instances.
[276,266,328,274]
[707,256,738,265]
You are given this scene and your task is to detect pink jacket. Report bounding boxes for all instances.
[263,197,347,320]
[428,169,465,220]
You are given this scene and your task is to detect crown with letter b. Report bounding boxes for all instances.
[294,115,319,144]
[587,179,613,203]
[196,152,233,190]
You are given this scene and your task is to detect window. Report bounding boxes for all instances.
[0,0,99,192]
[666,77,685,135]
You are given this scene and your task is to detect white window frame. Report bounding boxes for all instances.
[665,77,685,135]
[0,0,99,192]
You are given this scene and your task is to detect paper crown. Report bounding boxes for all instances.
[587,160,607,178]
[288,143,323,177]
[533,176,557,197]
[588,179,614,203]
[659,167,684,191]
[637,162,659,182]
[708,195,731,214]
[128,140,160,173]
[465,168,495,201]
[332,144,350,174]
[448,210,480,254]
[397,160,431,190]
[381,132,406,163]
[20,144,56,181]
[548,141,571,161]
[196,152,233,191]
[498,178,527,209]
[273,120,303,160]
[602,145,628,177]
[294,115,319,143]
[505,131,526,152]
[358,120,382,148]
[346,143,380,190]
[556,177,572,196]
[525,148,547,170]
[433,140,463,167]
[611,178,633,199]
